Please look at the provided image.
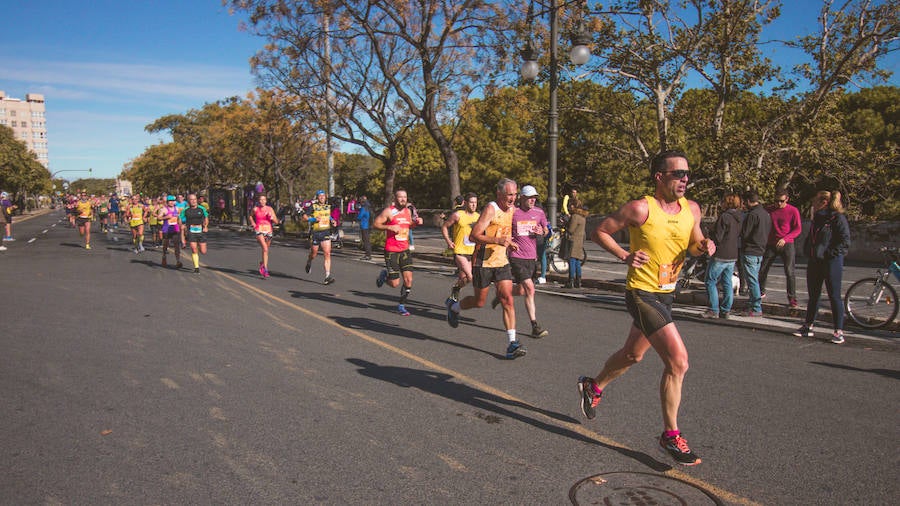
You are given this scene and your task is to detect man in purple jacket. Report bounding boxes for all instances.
[759,190,802,307]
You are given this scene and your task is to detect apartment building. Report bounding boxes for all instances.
[0,91,49,167]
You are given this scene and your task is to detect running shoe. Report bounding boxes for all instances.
[194,267,200,274]
[161,257,167,267]
[376,269,387,288]
[305,259,312,274]
[699,310,719,319]
[719,311,731,319]
[577,376,602,420]
[659,432,702,466]
[505,340,527,359]
[323,275,335,285]
[831,330,845,344]
[490,294,500,310]
[531,322,548,338]
[789,298,799,308]
[536,277,546,284]
[397,304,410,316]
[445,297,459,328]
[139,244,145,252]
[175,261,183,269]
[259,262,265,276]
[85,244,91,250]
[792,325,814,337]
[0,245,7,251]
[450,286,461,302]
[739,310,763,317]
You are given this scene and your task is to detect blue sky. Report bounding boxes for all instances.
[1,1,897,181]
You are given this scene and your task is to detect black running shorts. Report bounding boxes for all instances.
[625,289,675,336]
[473,264,513,289]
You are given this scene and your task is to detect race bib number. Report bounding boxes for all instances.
[258,223,272,233]
[190,225,203,233]
[658,262,681,290]
[516,220,538,237]
[463,235,475,247]
[395,228,409,242]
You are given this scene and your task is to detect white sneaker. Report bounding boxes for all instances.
[0,245,7,251]
[408,244,415,251]
[537,277,546,284]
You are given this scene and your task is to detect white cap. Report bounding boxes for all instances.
[521,185,539,197]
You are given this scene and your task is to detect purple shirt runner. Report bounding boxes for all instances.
[511,206,548,260]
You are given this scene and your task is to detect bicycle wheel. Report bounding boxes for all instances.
[548,251,569,274]
[844,277,898,329]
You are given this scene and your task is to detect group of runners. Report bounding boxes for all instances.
[66,190,210,273]
[59,150,709,466]
[438,151,710,466]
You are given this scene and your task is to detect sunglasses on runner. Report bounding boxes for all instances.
[662,170,691,179]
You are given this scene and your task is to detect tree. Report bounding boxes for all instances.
[0,125,51,196]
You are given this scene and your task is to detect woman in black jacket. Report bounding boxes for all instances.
[793,190,851,344]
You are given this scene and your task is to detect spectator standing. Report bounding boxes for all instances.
[793,190,851,344]
[357,195,373,260]
[701,193,743,319]
[564,200,588,288]
[759,190,802,307]
[739,190,771,317]
[1,191,17,241]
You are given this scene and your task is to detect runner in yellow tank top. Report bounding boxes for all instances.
[578,151,715,467]
[441,192,479,301]
[445,178,527,360]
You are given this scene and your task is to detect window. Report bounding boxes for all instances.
[10,110,15,117]
[11,120,16,127]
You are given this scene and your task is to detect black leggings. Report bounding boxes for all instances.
[805,255,844,330]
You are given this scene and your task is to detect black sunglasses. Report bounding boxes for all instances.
[662,170,691,179]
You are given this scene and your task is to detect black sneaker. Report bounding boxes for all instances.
[323,275,335,285]
[792,325,814,337]
[490,294,500,310]
[531,322,548,338]
[305,260,312,274]
[577,376,602,420]
[505,340,526,359]
[445,297,459,328]
[376,269,387,288]
[659,432,702,466]
[193,268,200,274]
[719,311,730,319]
[450,286,460,301]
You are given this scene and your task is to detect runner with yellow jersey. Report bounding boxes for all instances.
[577,151,714,466]
[446,178,526,359]
[148,197,162,248]
[441,192,479,301]
[126,194,148,253]
[301,190,336,285]
[74,190,94,249]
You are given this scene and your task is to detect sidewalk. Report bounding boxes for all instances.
[334,224,898,345]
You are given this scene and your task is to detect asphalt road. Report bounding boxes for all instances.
[2,210,898,505]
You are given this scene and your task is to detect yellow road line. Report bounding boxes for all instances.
[213,268,760,505]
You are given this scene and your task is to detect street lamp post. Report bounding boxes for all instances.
[521,0,590,228]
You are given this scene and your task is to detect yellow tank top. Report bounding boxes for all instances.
[310,203,331,232]
[626,196,694,293]
[129,204,145,226]
[452,210,479,255]
[76,200,93,218]
[474,202,512,268]
[148,205,159,225]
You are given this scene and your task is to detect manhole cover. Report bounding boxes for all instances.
[570,472,722,505]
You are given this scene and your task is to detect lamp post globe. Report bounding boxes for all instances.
[569,44,591,65]
[521,61,540,81]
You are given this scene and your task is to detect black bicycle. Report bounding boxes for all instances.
[844,246,900,329]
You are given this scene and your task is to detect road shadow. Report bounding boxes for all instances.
[334,316,506,360]
[289,290,371,310]
[346,358,670,471]
[810,361,900,380]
